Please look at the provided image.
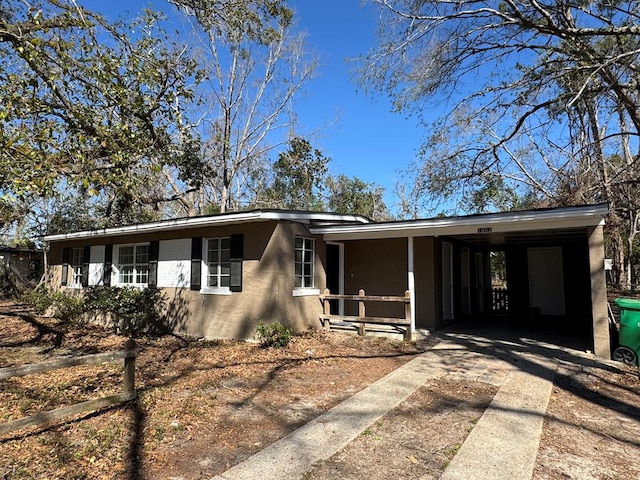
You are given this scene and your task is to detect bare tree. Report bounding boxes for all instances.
[363,0,640,285]
[167,0,317,214]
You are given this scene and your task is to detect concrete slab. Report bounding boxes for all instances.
[210,351,447,480]
[439,357,556,480]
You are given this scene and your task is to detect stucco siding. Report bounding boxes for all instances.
[343,238,407,318]
[46,220,326,340]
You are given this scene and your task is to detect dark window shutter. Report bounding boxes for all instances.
[103,244,113,286]
[148,240,159,288]
[61,247,70,286]
[230,234,243,292]
[191,237,202,291]
[81,246,90,287]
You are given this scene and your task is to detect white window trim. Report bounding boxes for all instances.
[200,237,232,295]
[113,243,150,287]
[292,288,320,297]
[68,247,84,289]
[293,236,317,295]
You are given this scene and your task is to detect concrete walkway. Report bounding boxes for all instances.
[211,332,599,480]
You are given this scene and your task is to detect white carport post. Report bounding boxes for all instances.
[408,236,416,337]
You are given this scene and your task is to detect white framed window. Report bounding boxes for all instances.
[70,247,84,288]
[116,244,149,286]
[201,237,232,294]
[294,237,315,289]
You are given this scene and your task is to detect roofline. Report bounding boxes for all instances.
[310,204,609,241]
[42,210,372,242]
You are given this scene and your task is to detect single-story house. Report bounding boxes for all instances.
[42,203,611,358]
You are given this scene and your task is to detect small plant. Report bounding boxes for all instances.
[26,286,83,322]
[255,321,292,348]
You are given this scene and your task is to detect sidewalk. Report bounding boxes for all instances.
[210,333,594,480]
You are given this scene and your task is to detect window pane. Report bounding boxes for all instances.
[295,237,303,249]
[294,276,302,288]
[119,246,134,264]
[220,275,230,287]
[137,267,149,284]
[294,263,302,276]
[221,249,230,263]
[71,248,83,267]
[304,238,314,250]
[136,245,149,264]
[304,264,312,277]
[209,238,219,250]
[221,238,230,249]
[304,250,313,263]
[220,265,230,275]
[208,275,218,287]
[120,266,133,284]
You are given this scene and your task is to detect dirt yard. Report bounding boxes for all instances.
[0,301,639,480]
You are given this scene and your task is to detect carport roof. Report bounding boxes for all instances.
[310,203,609,242]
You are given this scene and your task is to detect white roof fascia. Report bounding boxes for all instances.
[311,204,608,241]
[43,211,371,242]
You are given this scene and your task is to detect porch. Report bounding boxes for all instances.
[312,204,610,359]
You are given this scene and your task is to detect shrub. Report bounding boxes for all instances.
[255,321,292,348]
[0,263,18,299]
[83,286,165,336]
[26,286,83,322]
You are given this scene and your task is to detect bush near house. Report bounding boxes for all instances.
[26,286,164,336]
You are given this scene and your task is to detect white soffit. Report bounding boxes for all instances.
[43,210,371,242]
[311,204,609,241]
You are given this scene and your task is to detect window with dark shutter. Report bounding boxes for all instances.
[148,241,159,288]
[81,246,90,287]
[103,244,113,286]
[230,234,243,292]
[191,237,202,291]
[61,247,70,286]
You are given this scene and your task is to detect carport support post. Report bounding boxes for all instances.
[588,224,611,359]
[407,236,415,339]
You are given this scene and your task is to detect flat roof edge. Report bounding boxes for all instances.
[43,210,371,242]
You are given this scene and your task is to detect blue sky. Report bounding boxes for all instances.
[82,0,426,210]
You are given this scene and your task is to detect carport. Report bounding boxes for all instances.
[311,203,611,359]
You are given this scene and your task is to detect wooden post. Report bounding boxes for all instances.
[404,290,412,341]
[358,289,366,336]
[323,288,331,331]
[123,339,136,395]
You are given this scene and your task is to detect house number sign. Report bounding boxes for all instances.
[477,227,493,233]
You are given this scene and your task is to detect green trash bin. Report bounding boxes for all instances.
[613,298,640,366]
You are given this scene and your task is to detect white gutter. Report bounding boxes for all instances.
[311,204,608,241]
[43,211,371,242]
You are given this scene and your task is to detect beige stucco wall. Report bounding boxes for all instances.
[46,220,326,340]
[343,238,407,318]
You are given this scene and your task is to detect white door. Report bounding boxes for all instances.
[528,247,565,315]
[442,242,454,321]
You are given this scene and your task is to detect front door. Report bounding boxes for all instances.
[528,246,565,315]
[326,243,343,314]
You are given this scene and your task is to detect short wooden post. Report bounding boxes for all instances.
[123,339,136,395]
[404,290,412,341]
[358,289,366,336]
[323,288,331,331]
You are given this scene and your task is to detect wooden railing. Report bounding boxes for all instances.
[492,287,509,312]
[320,289,412,341]
[0,339,137,436]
